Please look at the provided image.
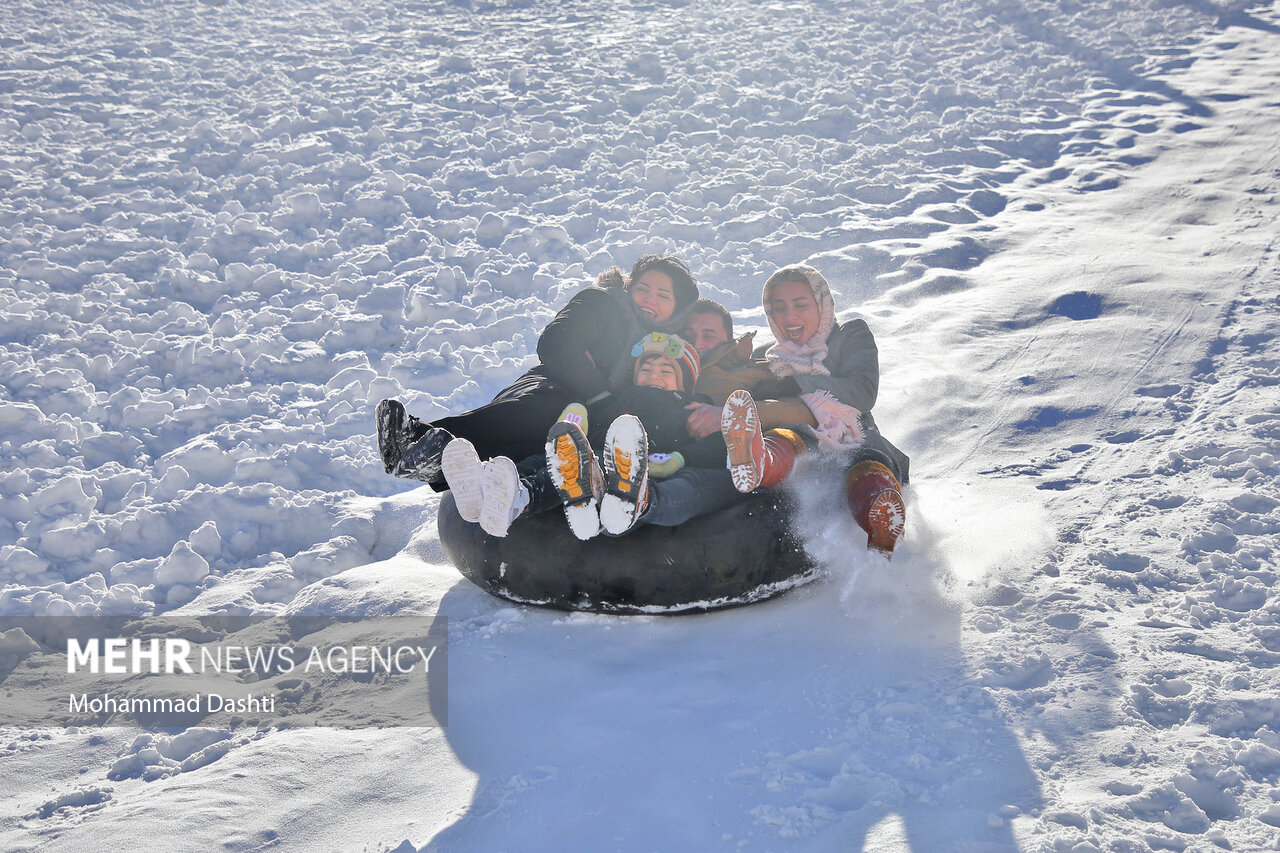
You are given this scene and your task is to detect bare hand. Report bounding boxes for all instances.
[684,402,721,440]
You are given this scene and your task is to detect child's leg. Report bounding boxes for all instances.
[638,467,746,528]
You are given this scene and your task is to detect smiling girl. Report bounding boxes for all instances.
[724,264,911,555]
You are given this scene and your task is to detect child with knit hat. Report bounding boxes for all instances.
[631,332,700,393]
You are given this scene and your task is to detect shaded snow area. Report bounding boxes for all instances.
[2,0,1279,849]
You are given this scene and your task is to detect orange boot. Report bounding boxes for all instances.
[846,460,906,556]
[758,428,806,488]
[724,391,810,492]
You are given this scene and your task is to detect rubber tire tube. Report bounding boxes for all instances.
[437,489,819,614]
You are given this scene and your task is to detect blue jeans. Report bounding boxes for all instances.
[640,467,746,527]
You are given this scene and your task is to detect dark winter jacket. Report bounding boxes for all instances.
[526,268,700,403]
[531,285,648,403]
[586,384,708,453]
[754,318,878,413]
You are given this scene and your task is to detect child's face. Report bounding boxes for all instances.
[635,354,682,391]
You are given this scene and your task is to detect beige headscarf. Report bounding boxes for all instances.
[762,265,864,452]
[762,265,836,377]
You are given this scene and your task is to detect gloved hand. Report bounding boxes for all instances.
[556,402,589,434]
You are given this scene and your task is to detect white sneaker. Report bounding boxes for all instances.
[546,419,602,541]
[442,438,484,523]
[600,415,650,536]
[478,456,525,538]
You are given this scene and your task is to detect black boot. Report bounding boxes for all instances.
[379,398,450,482]
[376,399,408,473]
[396,425,455,483]
[376,399,435,475]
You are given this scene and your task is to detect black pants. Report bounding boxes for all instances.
[858,416,910,484]
[429,375,575,492]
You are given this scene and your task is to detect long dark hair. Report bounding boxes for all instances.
[626,254,696,308]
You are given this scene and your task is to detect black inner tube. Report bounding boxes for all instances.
[437,490,820,614]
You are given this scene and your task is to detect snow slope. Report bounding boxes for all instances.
[2,0,1279,849]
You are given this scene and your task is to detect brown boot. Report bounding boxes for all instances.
[758,428,806,488]
[846,460,905,556]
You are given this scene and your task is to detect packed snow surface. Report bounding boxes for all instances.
[2,0,1279,849]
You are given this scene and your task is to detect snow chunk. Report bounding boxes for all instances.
[0,627,41,670]
[154,541,210,587]
[189,520,222,561]
[31,476,98,520]
[33,787,112,819]
[108,728,235,781]
[0,546,50,580]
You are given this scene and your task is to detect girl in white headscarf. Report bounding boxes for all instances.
[721,264,910,555]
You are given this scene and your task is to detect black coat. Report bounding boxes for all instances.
[496,274,699,405]
[433,272,700,473]
[586,384,707,453]
[530,285,648,403]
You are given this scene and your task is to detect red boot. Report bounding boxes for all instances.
[846,460,906,556]
[758,428,805,488]
[724,391,808,492]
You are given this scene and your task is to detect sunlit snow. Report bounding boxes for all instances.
[2,0,1279,849]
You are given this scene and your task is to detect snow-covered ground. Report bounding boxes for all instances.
[2,0,1279,849]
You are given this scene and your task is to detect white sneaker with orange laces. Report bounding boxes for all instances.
[600,415,650,536]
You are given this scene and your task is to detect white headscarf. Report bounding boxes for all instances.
[762,265,836,377]
[762,265,864,452]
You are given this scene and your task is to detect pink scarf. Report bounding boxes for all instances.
[763,267,836,378]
